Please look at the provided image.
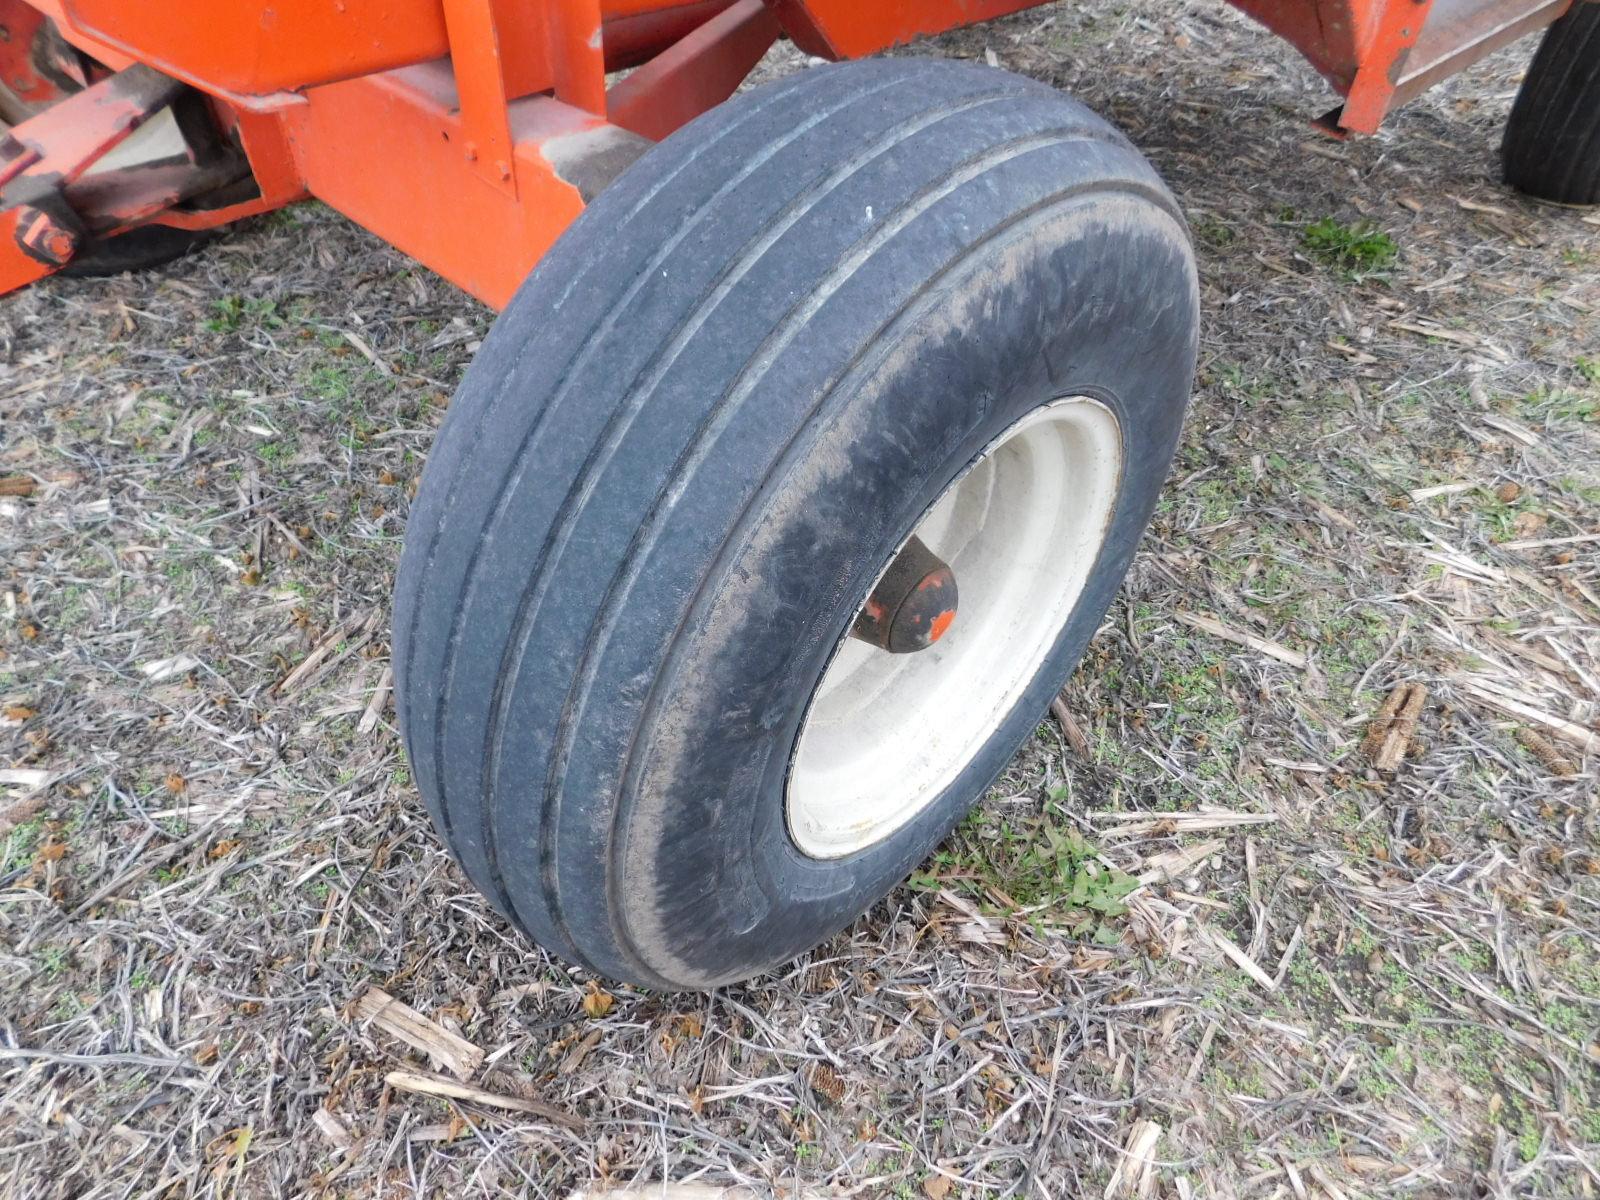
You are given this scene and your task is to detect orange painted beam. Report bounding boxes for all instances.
[45,0,724,103]
[282,62,606,309]
[609,0,780,140]
[770,0,1046,58]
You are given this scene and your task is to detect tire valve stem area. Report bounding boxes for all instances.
[849,535,958,654]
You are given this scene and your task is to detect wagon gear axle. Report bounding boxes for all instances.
[849,536,958,655]
[3,0,1591,989]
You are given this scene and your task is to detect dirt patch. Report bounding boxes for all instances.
[2,3,1597,1196]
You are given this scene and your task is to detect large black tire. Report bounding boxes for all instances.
[1502,0,1600,204]
[393,58,1199,989]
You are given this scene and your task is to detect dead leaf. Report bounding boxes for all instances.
[581,981,614,1019]
[1512,510,1547,539]
[208,1125,252,1179]
[810,1062,846,1105]
[923,1174,953,1200]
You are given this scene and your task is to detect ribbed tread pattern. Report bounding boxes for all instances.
[1503,2,1600,204]
[393,59,1178,984]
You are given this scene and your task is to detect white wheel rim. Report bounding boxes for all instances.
[785,396,1123,860]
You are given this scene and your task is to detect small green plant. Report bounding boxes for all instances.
[39,946,69,976]
[1517,1122,1541,1163]
[920,800,1139,943]
[206,296,283,334]
[206,296,244,332]
[3,817,45,872]
[1193,215,1236,247]
[257,439,297,465]
[1302,217,1398,274]
[1577,357,1600,386]
[307,363,356,401]
[1524,386,1598,423]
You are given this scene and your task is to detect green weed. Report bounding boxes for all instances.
[918,800,1139,943]
[207,296,283,334]
[1302,218,1398,274]
[1193,215,1237,247]
[3,818,45,872]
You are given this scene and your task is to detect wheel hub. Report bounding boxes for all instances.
[786,396,1123,860]
[848,535,958,654]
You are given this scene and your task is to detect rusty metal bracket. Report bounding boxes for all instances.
[1382,0,1572,113]
[1316,0,1569,133]
[1337,0,1438,133]
[0,61,181,188]
[0,55,253,287]
[544,0,607,116]
[0,60,187,287]
[10,194,80,263]
[441,0,607,198]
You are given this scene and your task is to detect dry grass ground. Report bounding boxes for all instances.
[2,2,1598,1196]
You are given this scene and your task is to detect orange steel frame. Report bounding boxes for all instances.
[0,0,1583,306]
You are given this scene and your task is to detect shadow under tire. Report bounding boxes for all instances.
[393,58,1199,989]
[1502,0,1600,204]
[58,224,214,278]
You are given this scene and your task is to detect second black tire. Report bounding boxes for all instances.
[1503,0,1600,204]
[394,59,1199,988]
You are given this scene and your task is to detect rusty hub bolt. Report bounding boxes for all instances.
[15,205,81,266]
[849,535,958,654]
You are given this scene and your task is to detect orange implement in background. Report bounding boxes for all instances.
[0,0,1587,305]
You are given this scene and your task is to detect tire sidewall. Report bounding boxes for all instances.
[618,195,1198,986]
